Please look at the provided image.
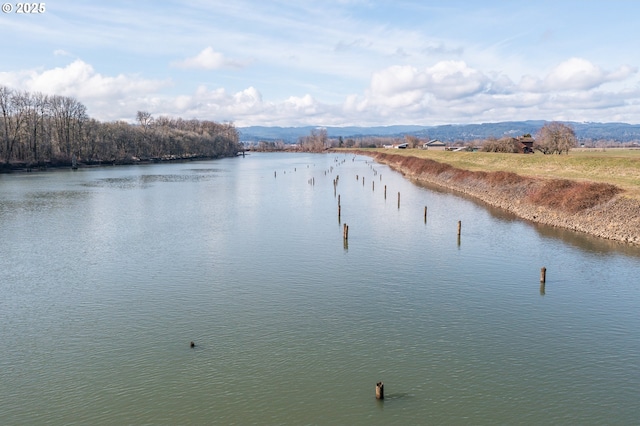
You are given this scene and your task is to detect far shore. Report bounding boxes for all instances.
[347,149,640,246]
[0,153,241,174]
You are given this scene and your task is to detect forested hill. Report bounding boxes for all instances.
[239,121,640,143]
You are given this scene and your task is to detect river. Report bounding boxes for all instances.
[1,152,639,425]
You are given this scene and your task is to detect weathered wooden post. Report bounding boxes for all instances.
[372,181,375,191]
[384,185,387,199]
[274,171,276,178]
[375,382,384,400]
[338,194,341,205]
[363,176,365,186]
[424,206,428,222]
[343,223,349,240]
[457,220,462,236]
[540,267,547,283]
[397,192,400,208]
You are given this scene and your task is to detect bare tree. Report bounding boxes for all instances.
[404,135,420,148]
[535,122,577,154]
[0,86,241,167]
[481,136,520,153]
[299,128,328,152]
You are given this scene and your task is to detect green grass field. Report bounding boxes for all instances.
[360,148,640,199]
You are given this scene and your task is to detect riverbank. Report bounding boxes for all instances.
[0,153,238,174]
[359,150,640,245]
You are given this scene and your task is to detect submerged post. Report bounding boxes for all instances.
[540,267,547,283]
[384,185,387,199]
[376,382,384,400]
[424,206,428,222]
[457,220,461,236]
[397,192,400,208]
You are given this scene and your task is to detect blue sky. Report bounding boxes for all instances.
[1,0,639,126]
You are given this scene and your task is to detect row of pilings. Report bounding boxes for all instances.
[270,152,550,401]
[274,153,549,291]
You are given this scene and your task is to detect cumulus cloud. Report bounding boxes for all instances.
[340,57,640,126]
[365,60,490,108]
[172,47,244,70]
[520,58,637,92]
[0,59,171,121]
[6,59,170,102]
[158,86,338,126]
[2,56,639,127]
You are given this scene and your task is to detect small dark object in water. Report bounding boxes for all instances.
[376,381,384,400]
[190,341,195,348]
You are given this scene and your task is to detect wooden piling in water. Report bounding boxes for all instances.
[343,223,349,240]
[424,206,428,222]
[384,185,387,199]
[397,192,400,208]
[372,181,375,191]
[540,267,547,283]
[457,221,462,236]
[376,382,384,400]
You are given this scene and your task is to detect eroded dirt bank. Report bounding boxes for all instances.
[366,151,640,245]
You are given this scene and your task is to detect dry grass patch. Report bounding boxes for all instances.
[527,180,622,213]
[362,148,640,198]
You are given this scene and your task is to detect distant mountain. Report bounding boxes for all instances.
[239,121,640,143]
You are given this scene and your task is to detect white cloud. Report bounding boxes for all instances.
[362,60,491,112]
[2,55,640,127]
[172,47,244,70]
[22,59,169,101]
[519,58,638,92]
[0,59,171,121]
[53,49,73,57]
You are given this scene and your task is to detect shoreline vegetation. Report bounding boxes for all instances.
[1,86,242,173]
[348,149,640,246]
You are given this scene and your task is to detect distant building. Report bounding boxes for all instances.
[423,139,446,150]
[384,143,408,149]
[515,135,535,153]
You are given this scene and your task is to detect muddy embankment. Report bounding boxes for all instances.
[366,151,640,245]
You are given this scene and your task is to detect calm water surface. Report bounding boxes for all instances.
[1,152,639,425]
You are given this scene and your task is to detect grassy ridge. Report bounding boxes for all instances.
[362,148,640,199]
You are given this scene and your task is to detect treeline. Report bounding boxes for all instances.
[481,122,577,154]
[0,86,241,169]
